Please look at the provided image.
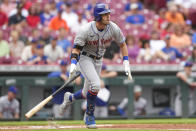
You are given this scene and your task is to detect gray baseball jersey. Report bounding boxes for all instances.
[74,21,125,57]
[118,97,147,116]
[74,21,125,96]
[0,95,19,118]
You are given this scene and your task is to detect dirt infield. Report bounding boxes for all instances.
[1,124,196,130]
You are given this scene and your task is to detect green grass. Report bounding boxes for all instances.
[1,119,196,131]
[0,118,196,126]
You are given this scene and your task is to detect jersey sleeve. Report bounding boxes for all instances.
[112,22,125,45]
[118,97,128,109]
[73,26,88,47]
[15,100,20,114]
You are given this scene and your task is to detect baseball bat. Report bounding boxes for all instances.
[25,71,80,119]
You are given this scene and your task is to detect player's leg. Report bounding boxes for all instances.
[79,56,102,128]
[59,62,94,114]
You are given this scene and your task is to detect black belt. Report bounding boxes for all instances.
[81,52,102,60]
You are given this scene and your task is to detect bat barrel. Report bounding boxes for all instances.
[25,95,53,119]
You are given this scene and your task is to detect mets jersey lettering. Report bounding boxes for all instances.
[74,21,125,57]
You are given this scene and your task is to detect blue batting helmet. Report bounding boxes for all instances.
[93,3,111,21]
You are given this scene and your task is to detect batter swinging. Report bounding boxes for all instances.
[60,3,132,128]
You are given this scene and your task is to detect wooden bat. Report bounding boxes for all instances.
[25,71,80,119]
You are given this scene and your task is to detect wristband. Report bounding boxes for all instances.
[71,53,79,61]
[71,59,77,64]
[123,56,128,61]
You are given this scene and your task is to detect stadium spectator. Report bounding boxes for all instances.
[144,0,166,11]
[126,35,140,61]
[110,85,147,116]
[71,10,88,34]
[39,27,51,45]
[9,2,28,18]
[174,0,196,10]
[103,41,121,63]
[61,2,78,31]
[0,7,8,27]
[20,0,32,10]
[0,86,19,119]
[56,0,66,12]
[184,20,194,37]
[149,31,169,61]
[84,0,96,20]
[14,24,28,44]
[187,45,196,63]
[160,22,173,39]
[125,0,143,16]
[26,5,40,27]
[161,35,183,62]
[165,4,184,24]
[31,29,40,41]
[175,62,196,116]
[170,25,191,49]
[27,44,51,65]
[49,9,69,31]
[0,30,9,57]
[72,0,80,13]
[137,39,154,62]
[125,3,145,24]
[153,8,168,32]
[0,0,16,17]
[8,4,25,26]
[49,1,57,16]
[44,36,64,62]
[48,60,81,118]
[9,31,24,59]
[40,4,54,26]
[57,28,71,55]
[21,39,37,62]
[150,31,166,52]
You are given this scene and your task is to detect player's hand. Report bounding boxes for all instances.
[123,60,132,80]
[69,63,77,79]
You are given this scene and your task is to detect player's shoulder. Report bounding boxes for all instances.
[13,98,19,106]
[139,97,147,105]
[109,21,120,29]
[80,21,94,32]
[0,96,7,102]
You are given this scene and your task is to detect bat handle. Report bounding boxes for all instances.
[25,95,53,119]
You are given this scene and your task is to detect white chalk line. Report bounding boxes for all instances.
[0,124,196,130]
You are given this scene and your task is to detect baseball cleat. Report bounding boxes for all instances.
[59,92,73,115]
[83,112,97,129]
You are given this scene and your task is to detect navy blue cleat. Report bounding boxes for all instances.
[83,112,97,129]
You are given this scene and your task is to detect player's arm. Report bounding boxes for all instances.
[69,47,82,77]
[120,42,128,57]
[176,72,195,88]
[120,42,132,79]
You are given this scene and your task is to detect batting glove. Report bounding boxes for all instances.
[123,56,132,80]
[69,59,77,79]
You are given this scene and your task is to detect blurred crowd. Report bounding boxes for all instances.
[0,0,196,65]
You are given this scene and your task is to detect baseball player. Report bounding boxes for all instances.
[175,62,196,116]
[60,3,132,128]
[0,86,19,119]
[110,85,147,116]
